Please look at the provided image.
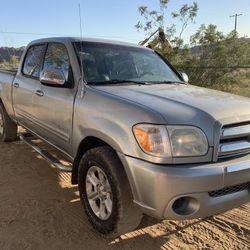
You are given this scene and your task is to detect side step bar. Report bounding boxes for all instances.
[20,133,72,172]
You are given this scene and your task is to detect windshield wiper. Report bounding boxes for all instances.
[88,79,150,85]
[153,80,184,84]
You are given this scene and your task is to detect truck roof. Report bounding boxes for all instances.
[28,37,148,49]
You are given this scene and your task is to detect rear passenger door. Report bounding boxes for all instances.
[13,44,46,130]
[33,42,76,153]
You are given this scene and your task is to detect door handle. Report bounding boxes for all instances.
[14,82,19,88]
[35,90,44,97]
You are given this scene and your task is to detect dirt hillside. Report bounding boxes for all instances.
[0,141,249,250]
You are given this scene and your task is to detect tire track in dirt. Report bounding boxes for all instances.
[0,141,249,250]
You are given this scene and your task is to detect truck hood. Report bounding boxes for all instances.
[94,83,250,126]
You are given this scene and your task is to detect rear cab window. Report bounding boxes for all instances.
[22,44,46,78]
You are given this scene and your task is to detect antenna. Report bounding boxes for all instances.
[78,3,83,39]
[78,3,85,98]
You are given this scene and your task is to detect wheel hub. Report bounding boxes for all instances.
[86,166,113,220]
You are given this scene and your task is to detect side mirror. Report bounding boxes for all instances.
[179,72,189,84]
[40,69,66,86]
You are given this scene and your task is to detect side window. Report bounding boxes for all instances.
[43,43,70,80]
[23,45,45,77]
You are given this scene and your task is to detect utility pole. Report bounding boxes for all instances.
[230,13,243,32]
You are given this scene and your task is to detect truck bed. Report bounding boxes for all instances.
[0,68,17,118]
[0,68,18,75]
[0,69,17,85]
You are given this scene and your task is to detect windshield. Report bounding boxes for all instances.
[74,42,182,84]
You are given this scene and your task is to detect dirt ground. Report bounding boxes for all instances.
[0,140,249,250]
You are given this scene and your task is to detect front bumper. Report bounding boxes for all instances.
[118,153,250,220]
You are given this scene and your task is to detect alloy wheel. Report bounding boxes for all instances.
[85,166,113,220]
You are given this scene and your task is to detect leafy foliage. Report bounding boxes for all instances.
[183,25,250,88]
[135,1,250,97]
[172,2,198,38]
[136,1,198,63]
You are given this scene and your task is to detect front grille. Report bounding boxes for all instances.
[218,123,250,159]
[209,182,250,197]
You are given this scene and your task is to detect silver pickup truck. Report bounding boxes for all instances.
[0,37,250,237]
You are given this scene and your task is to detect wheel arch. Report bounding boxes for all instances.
[71,136,122,185]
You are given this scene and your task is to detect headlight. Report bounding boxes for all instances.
[133,124,208,157]
[167,126,208,157]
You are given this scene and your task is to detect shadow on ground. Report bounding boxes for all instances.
[0,141,249,250]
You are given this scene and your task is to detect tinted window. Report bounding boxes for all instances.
[43,43,70,80]
[23,45,45,77]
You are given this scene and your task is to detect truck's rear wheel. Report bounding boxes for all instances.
[78,146,142,238]
[0,103,18,142]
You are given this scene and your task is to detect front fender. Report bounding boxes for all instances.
[71,87,167,163]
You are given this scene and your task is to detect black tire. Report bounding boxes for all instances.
[78,146,143,237]
[0,103,18,142]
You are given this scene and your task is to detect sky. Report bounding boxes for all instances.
[0,0,249,48]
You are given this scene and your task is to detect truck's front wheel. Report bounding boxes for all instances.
[0,103,18,142]
[78,146,142,237]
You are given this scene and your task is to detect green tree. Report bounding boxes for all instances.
[135,1,198,63]
[135,2,250,97]
[183,24,250,88]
